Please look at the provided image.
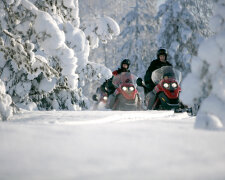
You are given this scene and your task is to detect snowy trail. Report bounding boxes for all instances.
[8,110,191,125]
[1,110,225,180]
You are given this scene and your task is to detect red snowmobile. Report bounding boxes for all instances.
[108,72,141,110]
[137,66,184,111]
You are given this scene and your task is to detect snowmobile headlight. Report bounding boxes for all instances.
[163,83,169,89]
[122,86,128,91]
[103,96,108,101]
[171,82,177,88]
[129,86,135,91]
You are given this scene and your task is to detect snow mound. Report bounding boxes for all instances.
[195,113,223,130]
[0,80,13,121]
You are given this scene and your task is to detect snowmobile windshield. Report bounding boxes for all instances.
[151,66,182,85]
[112,72,137,88]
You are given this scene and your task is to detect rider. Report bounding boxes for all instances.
[112,59,131,75]
[144,48,172,109]
[102,59,131,109]
[144,48,172,94]
[101,59,131,95]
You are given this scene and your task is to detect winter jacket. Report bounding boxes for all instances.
[112,68,130,76]
[144,59,172,93]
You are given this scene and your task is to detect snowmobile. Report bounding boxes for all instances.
[92,87,108,109]
[137,66,187,111]
[108,72,141,110]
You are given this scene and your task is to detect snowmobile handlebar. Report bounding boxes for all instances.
[136,78,147,88]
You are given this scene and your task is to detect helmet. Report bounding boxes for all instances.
[121,59,130,68]
[157,48,167,59]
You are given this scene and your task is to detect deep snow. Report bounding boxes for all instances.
[1,110,225,180]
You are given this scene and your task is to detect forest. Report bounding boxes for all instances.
[0,0,225,129]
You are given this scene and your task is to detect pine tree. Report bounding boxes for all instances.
[119,0,158,77]
[80,0,158,78]
[78,0,130,97]
[156,0,213,76]
[181,0,225,130]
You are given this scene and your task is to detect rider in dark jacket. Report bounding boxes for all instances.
[144,49,172,94]
[144,49,172,109]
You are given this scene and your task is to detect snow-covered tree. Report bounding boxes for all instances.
[35,1,120,100]
[180,0,225,130]
[119,0,158,77]
[0,0,86,110]
[0,0,119,111]
[0,79,13,121]
[80,0,158,78]
[79,15,120,97]
[78,0,130,97]
[156,0,213,76]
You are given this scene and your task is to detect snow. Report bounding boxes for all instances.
[6,0,15,5]
[38,78,56,92]
[32,8,79,90]
[181,0,225,130]
[0,80,13,120]
[180,73,202,106]
[196,113,223,130]
[63,0,76,9]
[16,102,38,111]
[82,16,120,48]
[15,21,30,33]
[1,110,225,179]
[15,81,31,97]
[34,12,65,53]
[96,16,120,39]
[196,95,225,130]
[0,52,5,68]
[172,1,181,17]
[1,7,225,180]
[21,0,38,11]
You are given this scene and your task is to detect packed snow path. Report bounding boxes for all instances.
[1,110,225,180]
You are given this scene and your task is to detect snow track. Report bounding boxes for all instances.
[1,110,225,180]
[9,110,191,125]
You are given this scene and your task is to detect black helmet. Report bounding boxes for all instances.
[157,48,167,59]
[121,59,130,68]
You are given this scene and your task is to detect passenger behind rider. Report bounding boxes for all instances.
[144,48,172,109]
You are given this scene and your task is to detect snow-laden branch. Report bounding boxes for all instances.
[81,16,120,49]
[1,30,59,80]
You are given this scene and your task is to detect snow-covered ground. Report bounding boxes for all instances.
[1,110,225,180]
